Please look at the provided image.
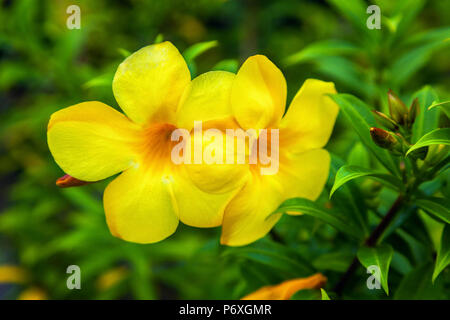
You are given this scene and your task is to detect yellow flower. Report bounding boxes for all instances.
[220,55,339,246]
[241,273,327,300]
[0,265,28,284]
[18,287,47,300]
[47,41,243,244]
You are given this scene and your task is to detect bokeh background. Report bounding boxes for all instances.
[0,0,449,299]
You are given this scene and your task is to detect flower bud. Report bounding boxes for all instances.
[371,110,398,131]
[56,174,91,188]
[370,127,404,155]
[387,90,408,125]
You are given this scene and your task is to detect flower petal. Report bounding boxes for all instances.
[172,167,240,227]
[279,148,330,202]
[103,166,179,244]
[47,102,140,181]
[113,41,191,125]
[220,149,330,246]
[220,174,284,246]
[231,55,286,130]
[241,273,327,300]
[280,79,338,153]
[176,71,235,131]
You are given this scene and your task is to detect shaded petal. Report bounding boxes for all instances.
[184,127,250,194]
[220,149,330,246]
[231,55,286,130]
[104,166,179,244]
[280,79,338,153]
[220,174,284,246]
[172,167,241,227]
[241,273,327,300]
[113,41,191,125]
[47,101,140,181]
[176,71,235,131]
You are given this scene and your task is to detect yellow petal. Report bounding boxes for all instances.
[231,55,286,130]
[18,287,47,300]
[47,101,140,181]
[280,79,338,153]
[96,266,128,291]
[279,148,330,203]
[220,174,284,246]
[113,41,191,125]
[183,128,250,194]
[241,273,327,300]
[176,71,235,131]
[172,166,241,227]
[0,265,27,284]
[103,166,179,244]
[220,149,330,246]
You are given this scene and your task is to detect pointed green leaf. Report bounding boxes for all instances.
[276,198,363,239]
[357,244,394,295]
[406,128,450,156]
[329,94,400,176]
[284,40,359,66]
[416,196,450,224]
[411,86,440,143]
[433,225,450,282]
[330,165,403,198]
[182,40,218,62]
[321,288,331,300]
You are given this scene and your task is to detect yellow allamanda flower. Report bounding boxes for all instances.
[241,273,327,300]
[47,41,244,244]
[219,55,339,246]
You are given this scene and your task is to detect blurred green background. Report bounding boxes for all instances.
[0,0,449,299]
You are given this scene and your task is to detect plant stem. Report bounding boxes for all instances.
[333,195,404,296]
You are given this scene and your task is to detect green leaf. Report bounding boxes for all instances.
[183,40,218,62]
[316,57,376,98]
[276,198,363,239]
[357,244,394,295]
[411,86,440,143]
[416,196,450,224]
[330,94,400,176]
[428,100,450,118]
[321,288,331,300]
[433,225,450,282]
[390,40,450,86]
[212,59,238,73]
[325,0,370,34]
[347,142,370,168]
[394,263,445,299]
[330,165,403,198]
[312,251,354,272]
[284,40,359,66]
[406,128,450,156]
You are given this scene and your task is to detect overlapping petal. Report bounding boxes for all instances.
[172,166,241,227]
[280,79,339,153]
[113,41,191,125]
[103,166,179,244]
[176,71,236,131]
[231,55,286,130]
[47,101,140,181]
[220,174,284,246]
